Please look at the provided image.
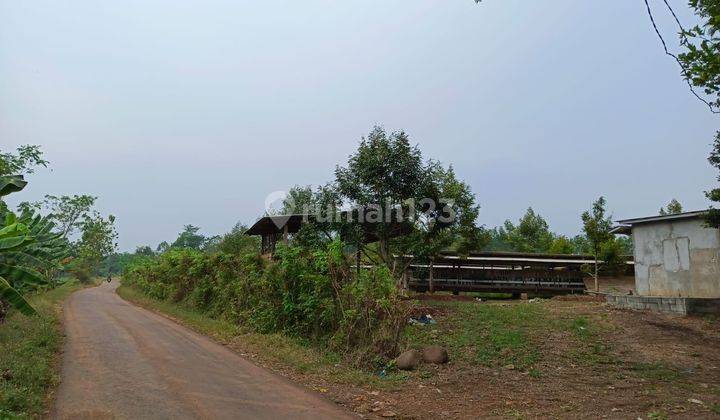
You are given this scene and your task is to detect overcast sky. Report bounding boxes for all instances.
[1,1,717,251]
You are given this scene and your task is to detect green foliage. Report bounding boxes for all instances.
[665,2,720,226]
[156,241,170,253]
[41,194,97,238]
[549,235,575,254]
[123,239,406,363]
[659,198,683,215]
[0,280,82,418]
[281,185,315,214]
[76,213,118,274]
[335,126,485,269]
[171,224,207,250]
[503,208,553,253]
[599,238,628,276]
[0,145,48,176]
[206,223,259,255]
[581,197,626,282]
[677,0,720,110]
[99,250,154,276]
[487,208,579,254]
[581,197,613,256]
[707,133,720,227]
[0,175,28,197]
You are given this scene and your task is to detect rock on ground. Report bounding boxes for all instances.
[422,345,449,364]
[396,349,422,370]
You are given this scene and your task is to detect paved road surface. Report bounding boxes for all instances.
[52,282,351,419]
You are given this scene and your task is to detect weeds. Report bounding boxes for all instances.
[122,240,407,365]
[0,280,82,418]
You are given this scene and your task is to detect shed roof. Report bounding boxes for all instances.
[244,212,414,242]
[245,214,310,236]
[615,210,707,226]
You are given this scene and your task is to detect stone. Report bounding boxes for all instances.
[395,349,421,370]
[422,345,449,364]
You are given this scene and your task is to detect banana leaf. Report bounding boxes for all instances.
[0,175,27,197]
[0,264,47,288]
[0,275,37,316]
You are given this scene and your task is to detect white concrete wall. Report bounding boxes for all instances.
[632,219,720,298]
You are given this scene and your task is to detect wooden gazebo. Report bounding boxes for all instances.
[245,214,310,255]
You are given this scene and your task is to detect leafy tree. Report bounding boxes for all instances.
[212,223,259,255]
[334,126,484,279]
[0,145,49,176]
[76,213,118,276]
[335,126,425,265]
[502,208,554,253]
[581,197,615,291]
[549,235,575,254]
[401,164,486,291]
[134,245,155,256]
[171,225,207,250]
[571,234,591,254]
[616,235,634,256]
[659,198,684,215]
[156,241,171,253]
[282,185,315,214]
[676,0,720,111]
[41,194,97,238]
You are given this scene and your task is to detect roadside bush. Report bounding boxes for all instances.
[122,239,406,363]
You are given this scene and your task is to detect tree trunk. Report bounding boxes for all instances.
[379,239,390,266]
[428,259,435,294]
[594,256,599,292]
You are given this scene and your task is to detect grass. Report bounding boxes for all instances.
[0,279,85,419]
[403,298,621,374]
[116,284,406,389]
[404,300,549,370]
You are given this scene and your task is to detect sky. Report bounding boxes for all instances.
[1,1,717,251]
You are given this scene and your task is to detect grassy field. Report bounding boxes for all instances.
[0,279,85,419]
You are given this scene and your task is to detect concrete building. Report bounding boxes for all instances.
[609,211,720,314]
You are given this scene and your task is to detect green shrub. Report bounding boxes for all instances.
[122,239,405,364]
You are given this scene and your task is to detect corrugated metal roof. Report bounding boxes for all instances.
[616,210,707,226]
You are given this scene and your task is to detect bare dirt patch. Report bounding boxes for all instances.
[317,300,720,419]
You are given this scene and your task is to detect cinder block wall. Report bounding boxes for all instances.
[632,219,720,298]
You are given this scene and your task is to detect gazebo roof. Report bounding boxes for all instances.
[245,214,310,236]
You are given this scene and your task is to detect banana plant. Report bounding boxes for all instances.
[0,175,45,317]
[0,211,39,316]
[10,209,71,284]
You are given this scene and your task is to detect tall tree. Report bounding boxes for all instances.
[335,126,425,265]
[335,126,484,279]
[76,213,118,275]
[42,194,97,238]
[402,164,486,291]
[502,208,554,253]
[581,197,614,291]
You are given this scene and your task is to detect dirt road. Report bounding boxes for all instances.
[52,282,351,420]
